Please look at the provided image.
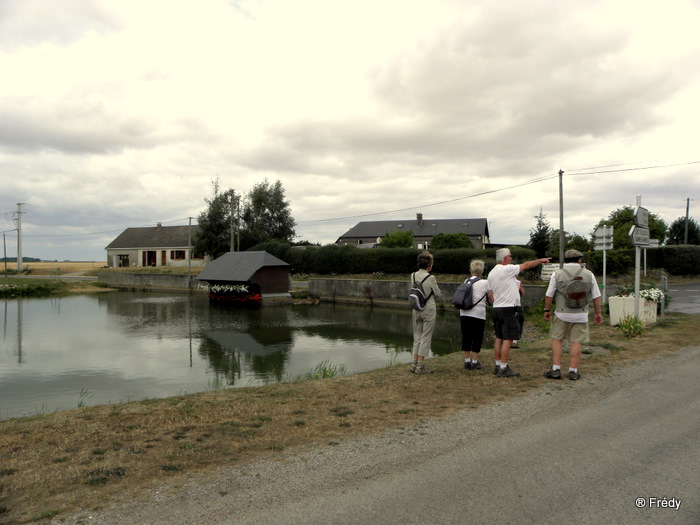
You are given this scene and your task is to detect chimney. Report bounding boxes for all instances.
[416,213,423,226]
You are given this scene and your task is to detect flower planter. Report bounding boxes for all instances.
[608,296,657,326]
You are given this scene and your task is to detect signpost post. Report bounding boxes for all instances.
[629,197,649,317]
[594,225,613,303]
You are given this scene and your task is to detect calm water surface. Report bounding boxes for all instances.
[0,292,464,420]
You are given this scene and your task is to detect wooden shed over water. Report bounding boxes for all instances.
[196,251,291,306]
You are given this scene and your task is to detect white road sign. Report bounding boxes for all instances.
[629,225,649,246]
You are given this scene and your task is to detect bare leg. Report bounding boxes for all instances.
[551,339,564,367]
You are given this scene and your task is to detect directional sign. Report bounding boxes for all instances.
[635,206,649,228]
[594,225,613,251]
[647,239,660,248]
[629,224,649,246]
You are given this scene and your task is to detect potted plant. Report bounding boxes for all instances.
[608,287,662,326]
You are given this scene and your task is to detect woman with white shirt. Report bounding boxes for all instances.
[460,259,494,370]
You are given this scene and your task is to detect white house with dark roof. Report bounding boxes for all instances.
[336,213,490,250]
[105,223,204,268]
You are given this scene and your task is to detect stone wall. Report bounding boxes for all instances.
[308,278,547,309]
[98,271,195,291]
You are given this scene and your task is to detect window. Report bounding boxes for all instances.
[171,250,186,260]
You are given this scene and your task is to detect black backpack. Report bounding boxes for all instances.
[452,277,486,310]
[408,273,434,311]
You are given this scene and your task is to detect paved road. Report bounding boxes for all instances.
[666,282,700,315]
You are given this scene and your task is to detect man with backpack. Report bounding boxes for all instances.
[409,252,441,374]
[543,249,603,380]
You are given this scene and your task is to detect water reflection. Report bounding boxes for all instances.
[0,293,464,420]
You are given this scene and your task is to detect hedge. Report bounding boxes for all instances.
[584,245,700,276]
[249,242,538,276]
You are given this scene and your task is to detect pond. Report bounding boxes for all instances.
[0,292,471,420]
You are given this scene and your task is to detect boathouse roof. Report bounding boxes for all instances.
[195,251,290,283]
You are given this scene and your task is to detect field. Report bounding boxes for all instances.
[2,260,106,276]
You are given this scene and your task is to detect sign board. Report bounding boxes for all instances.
[594,225,613,251]
[540,263,558,282]
[647,239,660,248]
[635,206,649,228]
[629,225,649,246]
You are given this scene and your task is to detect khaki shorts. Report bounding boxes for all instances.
[549,314,589,343]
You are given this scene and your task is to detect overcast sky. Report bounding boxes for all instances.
[1,0,699,262]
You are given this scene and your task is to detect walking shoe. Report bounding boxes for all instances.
[464,362,472,370]
[493,366,500,375]
[569,371,581,381]
[471,361,483,370]
[414,365,433,375]
[544,369,562,379]
[409,363,417,373]
[497,365,520,378]
[511,341,520,349]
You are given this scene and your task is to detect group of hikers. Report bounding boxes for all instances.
[409,248,603,379]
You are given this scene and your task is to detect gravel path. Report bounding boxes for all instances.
[60,347,697,524]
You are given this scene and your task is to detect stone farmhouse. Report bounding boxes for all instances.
[336,213,490,250]
[105,223,203,268]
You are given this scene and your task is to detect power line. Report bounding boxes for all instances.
[10,158,700,236]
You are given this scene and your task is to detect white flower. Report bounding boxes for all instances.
[637,288,664,302]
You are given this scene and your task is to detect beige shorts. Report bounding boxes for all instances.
[549,314,589,343]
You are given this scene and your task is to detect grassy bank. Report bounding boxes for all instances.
[1,309,699,524]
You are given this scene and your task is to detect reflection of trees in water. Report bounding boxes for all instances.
[198,325,293,385]
[198,335,242,385]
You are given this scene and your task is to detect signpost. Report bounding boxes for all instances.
[630,200,648,316]
[594,225,613,303]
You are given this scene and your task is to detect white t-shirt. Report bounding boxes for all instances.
[459,278,492,320]
[487,264,521,308]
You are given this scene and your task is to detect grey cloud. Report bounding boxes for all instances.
[0,0,123,49]
[244,5,698,179]
[0,99,210,154]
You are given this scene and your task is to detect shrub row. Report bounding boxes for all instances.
[584,245,700,276]
[252,242,537,277]
[254,242,700,278]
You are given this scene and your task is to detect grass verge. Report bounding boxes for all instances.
[1,312,699,523]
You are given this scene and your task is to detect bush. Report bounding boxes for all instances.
[661,245,700,275]
[585,250,635,276]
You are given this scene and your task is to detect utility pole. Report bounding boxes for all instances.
[188,216,192,287]
[558,169,564,268]
[15,203,28,272]
[685,197,691,244]
[229,190,236,252]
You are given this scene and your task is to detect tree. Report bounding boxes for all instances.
[593,206,667,249]
[430,233,473,250]
[549,230,593,259]
[527,208,551,257]
[192,179,235,259]
[240,179,296,250]
[667,216,700,245]
[378,230,414,248]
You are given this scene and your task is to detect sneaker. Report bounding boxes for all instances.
[471,361,483,370]
[414,365,433,375]
[511,341,520,349]
[409,363,417,373]
[568,371,581,381]
[497,365,520,378]
[544,369,562,380]
[464,362,472,370]
[493,366,500,375]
